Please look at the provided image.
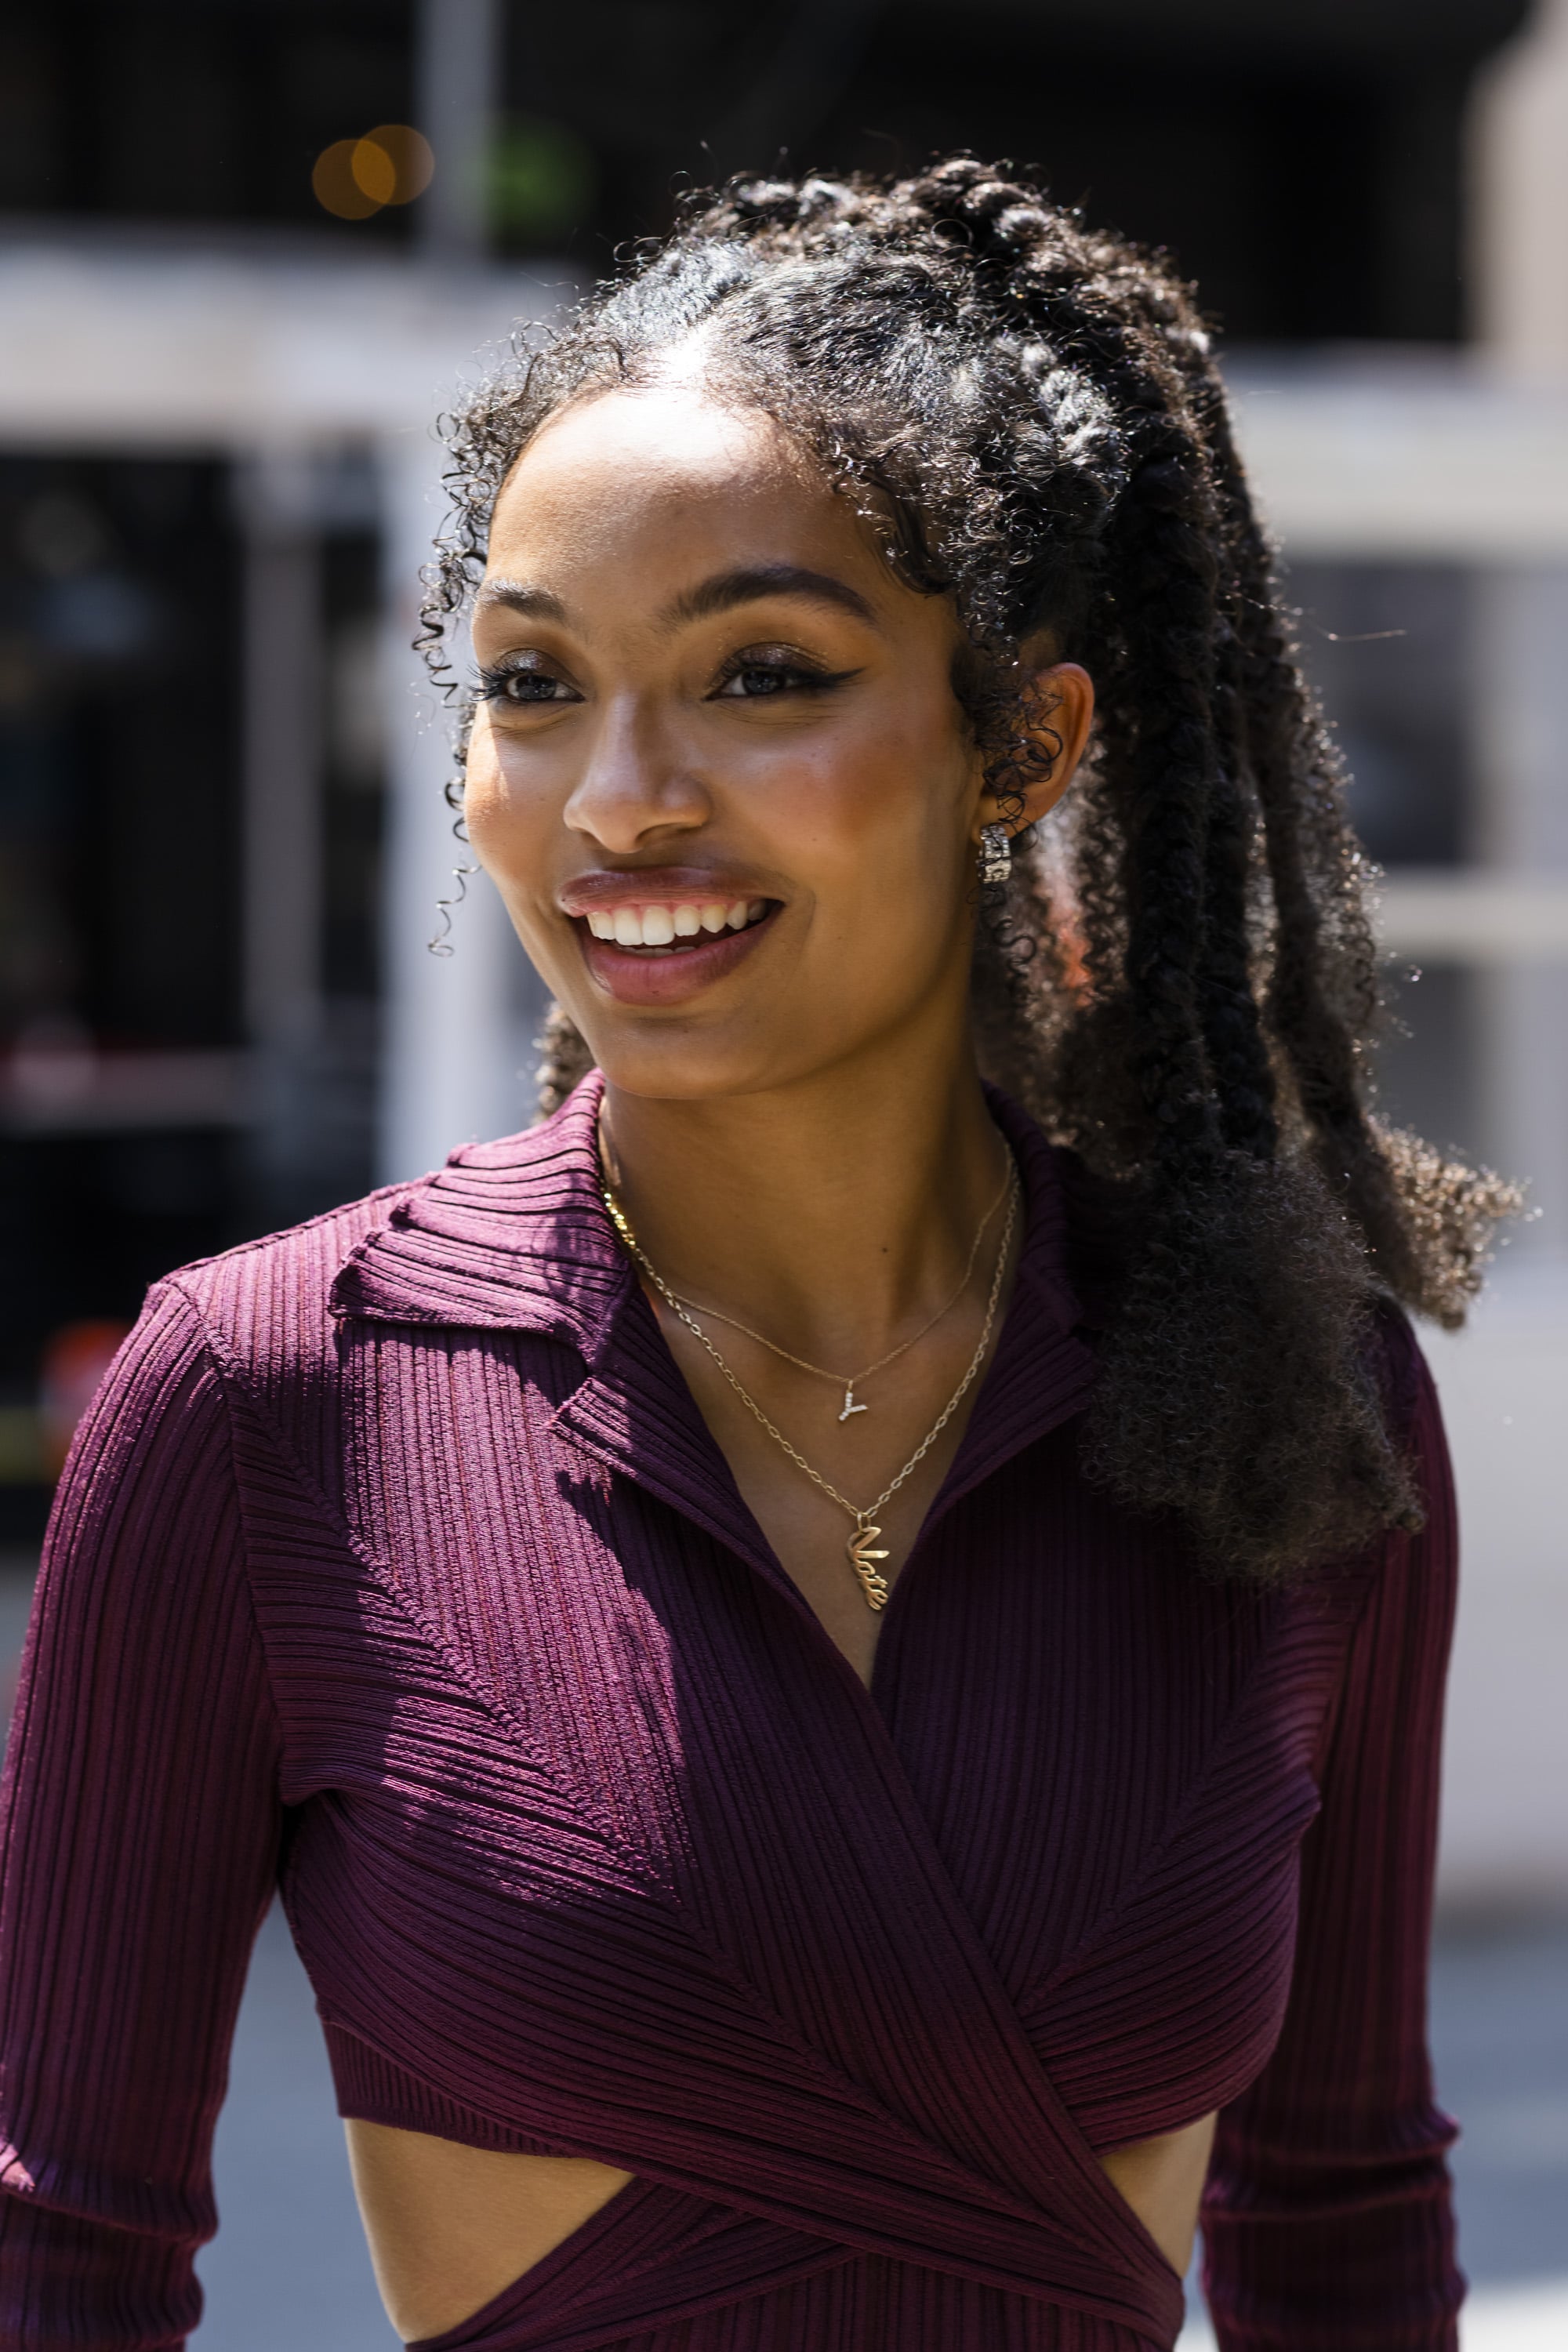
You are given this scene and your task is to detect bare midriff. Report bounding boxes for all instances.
[345,2110,1218,2343]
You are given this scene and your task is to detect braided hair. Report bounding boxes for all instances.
[423,157,1515,1580]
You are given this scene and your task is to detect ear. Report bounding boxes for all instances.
[974,660,1095,840]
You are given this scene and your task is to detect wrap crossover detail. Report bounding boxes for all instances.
[0,1080,1463,2349]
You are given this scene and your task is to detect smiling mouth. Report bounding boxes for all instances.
[579,898,773,956]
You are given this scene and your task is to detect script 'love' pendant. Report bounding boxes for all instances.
[848,1518,891,1612]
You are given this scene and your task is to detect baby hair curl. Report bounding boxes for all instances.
[421,156,1516,1581]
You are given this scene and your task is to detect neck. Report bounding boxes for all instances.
[599,1026,1011,1367]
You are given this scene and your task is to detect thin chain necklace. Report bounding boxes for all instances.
[599,1161,1020,1613]
[661,1156,1013,1425]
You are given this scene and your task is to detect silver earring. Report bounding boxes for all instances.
[978,823,1011,886]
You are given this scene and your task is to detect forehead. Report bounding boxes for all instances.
[485,386,884,584]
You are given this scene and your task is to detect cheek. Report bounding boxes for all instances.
[459,712,501,827]
[461,716,546,879]
[755,693,972,871]
[834,733,972,916]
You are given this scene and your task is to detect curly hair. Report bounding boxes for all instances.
[420,156,1515,1581]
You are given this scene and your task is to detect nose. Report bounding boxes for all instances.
[562,695,711,854]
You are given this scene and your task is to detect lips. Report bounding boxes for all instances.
[557,869,782,1005]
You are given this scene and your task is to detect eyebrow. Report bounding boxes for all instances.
[474,579,568,621]
[663,564,878,630]
[473,563,880,633]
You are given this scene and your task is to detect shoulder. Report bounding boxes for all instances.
[1045,1135,1446,1468]
[1043,1140,1455,1602]
[1367,1298,1454,1538]
[49,1184,420,1519]
[140,1087,613,1421]
[1305,1303,1456,1695]
[154,1178,421,1378]
[1367,1293,1433,1425]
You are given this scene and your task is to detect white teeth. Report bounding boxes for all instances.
[588,898,768,948]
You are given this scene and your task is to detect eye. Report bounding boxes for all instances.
[477,661,580,706]
[712,649,855,700]
[716,666,797,699]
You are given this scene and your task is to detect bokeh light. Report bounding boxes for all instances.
[350,140,397,208]
[360,125,435,205]
[312,139,383,221]
[312,125,434,220]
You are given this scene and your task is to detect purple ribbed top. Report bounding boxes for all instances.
[0,1079,1462,2350]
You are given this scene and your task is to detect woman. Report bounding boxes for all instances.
[0,161,1512,2350]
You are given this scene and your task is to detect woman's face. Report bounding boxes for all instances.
[465,384,1088,1102]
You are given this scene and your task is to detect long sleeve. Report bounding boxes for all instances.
[0,1284,285,2350]
[1202,1322,1464,2350]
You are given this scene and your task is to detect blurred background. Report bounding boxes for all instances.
[0,1,1564,2343]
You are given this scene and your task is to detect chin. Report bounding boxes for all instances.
[579,1025,794,1105]
[565,983,865,1102]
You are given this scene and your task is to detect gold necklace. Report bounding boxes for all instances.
[662,1156,1013,1425]
[599,1163,1020,1613]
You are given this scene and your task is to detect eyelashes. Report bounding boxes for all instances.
[474,647,862,709]
[476,662,579,706]
[711,649,859,699]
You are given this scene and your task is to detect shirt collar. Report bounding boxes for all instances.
[330,1069,1089,1365]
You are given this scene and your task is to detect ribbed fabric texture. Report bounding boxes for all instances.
[0,1078,1462,2352]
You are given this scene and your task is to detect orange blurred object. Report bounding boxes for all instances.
[313,138,384,220]
[39,1319,132,1477]
[312,125,434,220]
[350,138,397,207]
[360,124,434,205]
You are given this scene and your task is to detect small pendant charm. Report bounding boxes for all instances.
[848,1518,891,1611]
[838,1384,868,1423]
